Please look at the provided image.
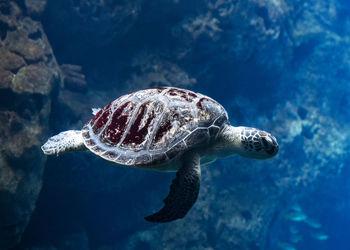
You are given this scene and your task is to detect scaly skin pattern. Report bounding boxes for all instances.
[41,130,85,155]
[204,125,279,162]
[81,87,228,168]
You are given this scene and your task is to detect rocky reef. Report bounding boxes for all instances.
[0,0,61,248]
[1,0,350,249]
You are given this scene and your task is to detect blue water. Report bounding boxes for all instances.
[267,165,350,250]
[8,0,350,249]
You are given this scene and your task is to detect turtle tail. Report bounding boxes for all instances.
[41,130,86,155]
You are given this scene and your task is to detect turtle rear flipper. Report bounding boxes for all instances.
[41,130,86,155]
[145,152,201,223]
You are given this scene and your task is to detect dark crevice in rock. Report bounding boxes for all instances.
[8,67,21,75]
[46,54,53,64]
[2,111,24,133]
[18,50,45,64]
[5,146,43,171]
[19,96,46,120]
[0,20,10,40]
[0,89,18,110]
[2,220,27,234]
[10,49,44,65]
[0,89,46,120]
[28,29,42,40]
[25,57,44,65]
[14,0,27,15]
[0,0,11,15]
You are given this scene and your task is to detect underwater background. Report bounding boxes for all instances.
[0,0,349,249]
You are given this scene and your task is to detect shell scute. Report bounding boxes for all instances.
[214,114,228,127]
[153,119,172,144]
[184,128,209,146]
[101,101,136,146]
[196,98,223,126]
[150,105,194,151]
[165,88,197,103]
[92,105,112,134]
[121,101,164,150]
[166,141,187,159]
[82,87,228,167]
[208,126,220,137]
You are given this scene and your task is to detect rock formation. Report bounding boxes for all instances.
[0,1,61,248]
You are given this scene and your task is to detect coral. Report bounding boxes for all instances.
[12,64,56,94]
[60,64,87,93]
[0,48,25,72]
[0,68,14,89]
[182,12,223,40]
[25,0,47,18]
[126,53,197,91]
[44,0,142,48]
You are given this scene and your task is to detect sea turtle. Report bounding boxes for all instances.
[41,87,278,222]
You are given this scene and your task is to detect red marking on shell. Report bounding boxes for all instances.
[127,92,136,98]
[122,101,155,145]
[188,92,197,98]
[153,119,172,143]
[101,101,135,145]
[196,97,211,110]
[92,107,112,134]
[90,102,111,126]
[90,109,103,125]
[166,88,196,102]
[150,87,167,93]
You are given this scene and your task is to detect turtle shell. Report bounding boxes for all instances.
[81,87,228,167]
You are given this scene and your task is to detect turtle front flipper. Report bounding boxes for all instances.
[41,130,86,155]
[145,152,201,223]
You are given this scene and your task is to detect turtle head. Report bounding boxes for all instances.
[237,127,279,159]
